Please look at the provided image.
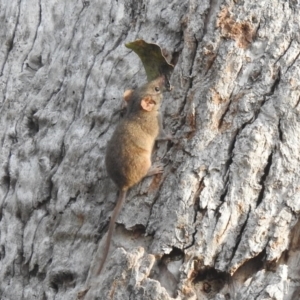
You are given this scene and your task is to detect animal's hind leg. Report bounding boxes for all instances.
[146,161,164,177]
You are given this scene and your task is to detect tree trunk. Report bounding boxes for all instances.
[1,0,299,299]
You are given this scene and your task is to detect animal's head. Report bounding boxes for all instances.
[123,76,171,112]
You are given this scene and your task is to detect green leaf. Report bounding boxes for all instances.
[125,39,174,82]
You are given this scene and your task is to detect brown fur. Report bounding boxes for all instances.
[97,76,167,275]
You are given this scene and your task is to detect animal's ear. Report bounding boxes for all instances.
[123,89,134,103]
[141,96,155,111]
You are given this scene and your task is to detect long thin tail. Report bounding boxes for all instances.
[96,189,127,275]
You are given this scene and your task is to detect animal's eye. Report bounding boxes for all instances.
[155,86,160,92]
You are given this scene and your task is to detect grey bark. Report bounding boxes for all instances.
[0,0,300,299]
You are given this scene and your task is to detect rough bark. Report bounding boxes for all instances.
[1,0,300,299]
